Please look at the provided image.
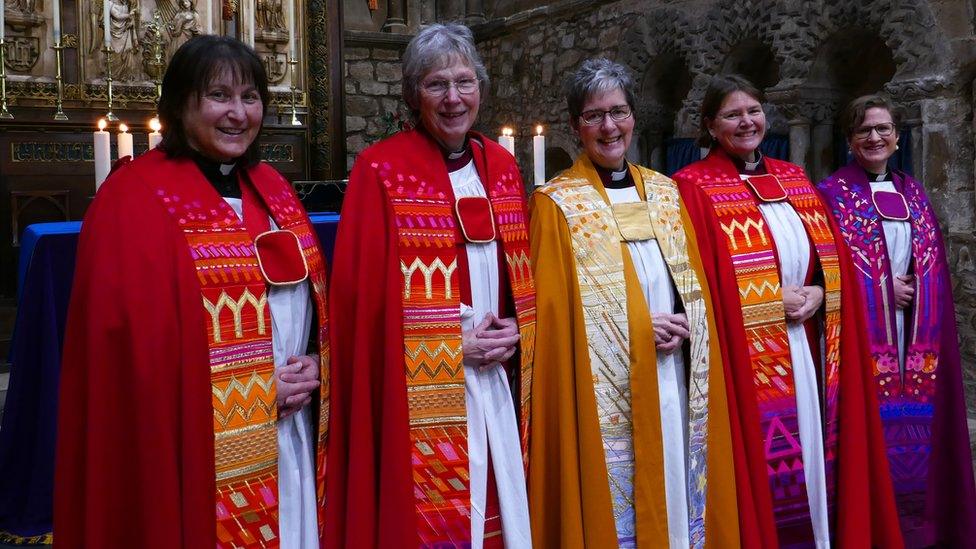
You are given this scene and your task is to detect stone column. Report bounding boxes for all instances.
[382,0,407,33]
[465,0,485,25]
[420,0,435,24]
[811,120,834,183]
[788,118,811,170]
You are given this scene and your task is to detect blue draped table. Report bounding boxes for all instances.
[0,213,340,544]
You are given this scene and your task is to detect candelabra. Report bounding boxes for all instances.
[52,41,68,120]
[0,40,14,119]
[102,45,119,122]
[288,56,301,126]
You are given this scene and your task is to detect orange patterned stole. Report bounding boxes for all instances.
[374,133,536,545]
[134,151,330,548]
[692,152,842,544]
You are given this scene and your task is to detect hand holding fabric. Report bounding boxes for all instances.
[893,274,916,308]
[652,312,690,353]
[462,313,520,366]
[276,354,320,420]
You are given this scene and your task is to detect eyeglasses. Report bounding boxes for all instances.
[579,105,633,126]
[421,78,480,97]
[853,123,895,140]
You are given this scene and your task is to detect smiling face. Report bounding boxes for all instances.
[849,107,898,174]
[707,90,766,161]
[417,57,480,151]
[182,67,263,162]
[576,87,634,171]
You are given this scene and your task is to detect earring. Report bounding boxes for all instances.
[895,144,900,150]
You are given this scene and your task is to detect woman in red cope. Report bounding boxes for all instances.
[325,23,536,549]
[55,36,329,548]
[672,74,902,548]
[817,95,976,547]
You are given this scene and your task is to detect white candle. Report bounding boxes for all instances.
[148,117,162,150]
[288,0,296,59]
[533,125,545,186]
[206,0,213,33]
[94,119,111,190]
[1,0,6,42]
[117,122,133,159]
[103,0,111,49]
[248,0,256,48]
[499,127,515,157]
[52,0,61,43]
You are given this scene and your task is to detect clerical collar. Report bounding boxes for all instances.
[595,162,634,189]
[191,150,243,198]
[865,167,891,182]
[442,141,473,173]
[731,150,767,175]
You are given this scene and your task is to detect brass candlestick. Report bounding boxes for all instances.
[52,41,68,120]
[288,56,301,126]
[102,45,119,121]
[0,39,14,119]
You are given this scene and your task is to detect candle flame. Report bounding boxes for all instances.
[149,117,162,132]
[97,119,107,131]
[502,127,513,137]
[119,123,129,133]
[536,125,543,135]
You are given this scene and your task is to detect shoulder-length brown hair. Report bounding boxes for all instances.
[697,74,764,148]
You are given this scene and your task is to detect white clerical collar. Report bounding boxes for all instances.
[744,152,763,172]
[610,168,628,182]
[219,163,235,176]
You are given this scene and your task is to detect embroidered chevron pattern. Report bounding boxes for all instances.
[740,279,782,299]
[401,257,458,299]
[202,289,268,343]
[720,217,768,250]
[212,371,275,406]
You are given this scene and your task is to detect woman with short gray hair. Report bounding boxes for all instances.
[527,57,739,547]
[327,22,535,549]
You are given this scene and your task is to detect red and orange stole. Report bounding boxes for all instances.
[132,150,330,547]
[372,132,536,545]
[685,153,842,544]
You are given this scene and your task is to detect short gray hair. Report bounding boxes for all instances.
[402,23,489,117]
[565,58,637,130]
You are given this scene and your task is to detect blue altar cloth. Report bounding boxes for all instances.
[0,213,340,543]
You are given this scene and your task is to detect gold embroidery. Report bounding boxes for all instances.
[401,257,458,299]
[720,217,768,250]
[202,289,268,343]
[506,250,532,283]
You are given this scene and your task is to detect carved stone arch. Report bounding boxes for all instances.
[819,0,951,85]
[618,7,698,77]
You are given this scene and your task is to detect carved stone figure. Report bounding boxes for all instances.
[256,0,286,33]
[107,0,142,80]
[166,0,202,59]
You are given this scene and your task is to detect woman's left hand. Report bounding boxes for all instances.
[276,354,320,420]
[786,285,824,324]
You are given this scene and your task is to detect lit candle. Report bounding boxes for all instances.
[103,0,111,49]
[288,0,296,60]
[117,122,133,159]
[52,0,61,43]
[94,119,110,190]
[533,125,546,186]
[499,127,515,157]
[148,117,162,150]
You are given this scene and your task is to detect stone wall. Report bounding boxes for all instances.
[342,35,410,171]
[339,0,976,414]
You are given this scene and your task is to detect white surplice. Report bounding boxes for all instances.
[450,159,532,548]
[746,174,830,549]
[225,197,319,549]
[870,179,912,370]
[606,184,690,549]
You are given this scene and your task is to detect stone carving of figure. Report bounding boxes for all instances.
[88,0,104,54]
[107,0,142,80]
[256,0,286,33]
[167,0,202,59]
